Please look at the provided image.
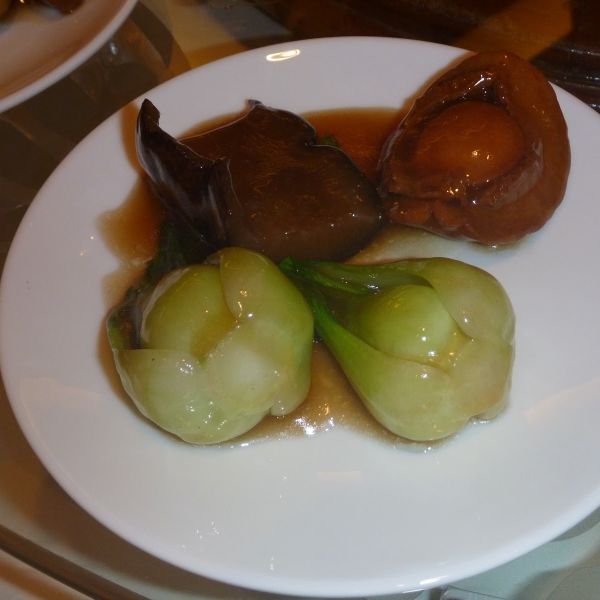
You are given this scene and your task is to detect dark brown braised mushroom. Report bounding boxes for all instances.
[137,99,382,263]
[138,99,236,269]
[379,51,570,245]
[183,101,382,261]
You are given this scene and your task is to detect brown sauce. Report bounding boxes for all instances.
[98,180,163,308]
[101,107,436,450]
[303,107,403,182]
[181,106,403,184]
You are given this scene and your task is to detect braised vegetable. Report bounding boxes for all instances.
[137,99,382,263]
[108,246,314,444]
[281,256,515,441]
[379,51,570,244]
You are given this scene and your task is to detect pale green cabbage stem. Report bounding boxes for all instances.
[281,256,515,442]
[112,247,314,444]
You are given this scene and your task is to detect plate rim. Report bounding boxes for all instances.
[0,0,138,112]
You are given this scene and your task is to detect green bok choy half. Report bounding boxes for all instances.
[280,256,515,441]
[108,243,313,444]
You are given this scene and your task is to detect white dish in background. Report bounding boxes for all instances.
[1,37,600,597]
[0,0,138,112]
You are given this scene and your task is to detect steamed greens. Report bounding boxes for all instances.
[108,247,313,444]
[281,256,515,441]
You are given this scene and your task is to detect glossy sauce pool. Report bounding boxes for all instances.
[100,107,441,450]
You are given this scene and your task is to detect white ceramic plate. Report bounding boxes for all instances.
[0,0,137,112]
[2,37,600,597]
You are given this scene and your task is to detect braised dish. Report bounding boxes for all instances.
[379,51,570,244]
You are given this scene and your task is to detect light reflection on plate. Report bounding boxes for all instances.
[1,37,600,597]
[0,0,137,112]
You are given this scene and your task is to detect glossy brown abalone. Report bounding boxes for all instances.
[379,51,570,244]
